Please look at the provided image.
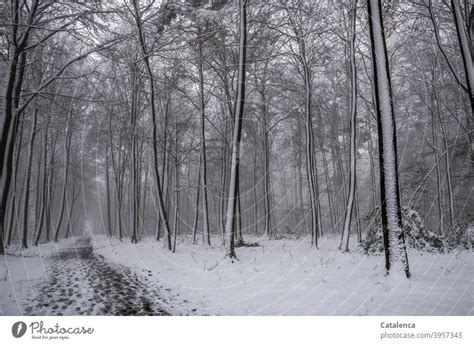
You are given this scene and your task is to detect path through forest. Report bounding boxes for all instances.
[23,237,171,316]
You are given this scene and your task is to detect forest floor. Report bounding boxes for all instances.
[93,234,473,316]
[0,237,192,315]
[1,234,472,315]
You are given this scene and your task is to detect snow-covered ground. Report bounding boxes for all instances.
[1,236,186,316]
[93,234,473,316]
[1,234,471,316]
[0,237,81,315]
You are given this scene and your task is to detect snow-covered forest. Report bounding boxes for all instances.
[0,0,473,316]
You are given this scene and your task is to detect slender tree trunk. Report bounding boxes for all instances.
[261,91,272,239]
[105,145,112,237]
[130,66,139,244]
[334,137,348,235]
[451,0,474,114]
[46,132,58,243]
[303,56,319,247]
[198,35,211,246]
[65,183,77,239]
[53,112,72,242]
[430,95,445,236]
[318,136,336,232]
[132,0,172,250]
[433,85,456,227]
[235,184,244,245]
[285,3,320,246]
[219,113,229,243]
[341,0,358,252]
[33,138,43,241]
[252,148,258,236]
[157,99,170,241]
[367,0,410,278]
[141,162,149,234]
[111,123,125,241]
[6,114,24,246]
[296,126,307,234]
[172,134,179,252]
[224,0,248,259]
[21,109,38,248]
[34,116,50,246]
[192,156,201,244]
[367,121,378,210]
[355,186,362,243]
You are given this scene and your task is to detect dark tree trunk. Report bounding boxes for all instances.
[367,0,410,278]
[224,0,248,259]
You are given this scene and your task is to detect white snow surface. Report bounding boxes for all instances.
[0,237,82,315]
[1,234,471,315]
[91,234,472,316]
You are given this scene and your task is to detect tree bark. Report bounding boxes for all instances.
[198,34,211,246]
[53,111,72,242]
[105,145,113,237]
[224,0,248,259]
[21,109,38,248]
[367,0,410,278]
[132,0,172,250]
[340,0,358,252]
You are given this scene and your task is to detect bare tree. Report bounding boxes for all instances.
[340,0,358,252]
[367,0,410,278]
[131,0,172,250]
[224,0,248,259]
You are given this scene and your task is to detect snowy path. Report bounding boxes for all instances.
[93,235,473,315]
[23,237,170,316]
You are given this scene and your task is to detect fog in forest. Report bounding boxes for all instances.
[0,0,472,316]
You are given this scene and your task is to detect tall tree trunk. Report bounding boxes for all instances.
[340,0,358,252]
[296,124,307,234]
[433,84,456,227]
[132,0,172,250]
[224,0,248,259]
[21,109,38,248]
[303,52,319,247]
[157,99,170,241]
[355,186,362,243]
[367,0,410,278]
[141,162,149,234]
[33,135,43,241]
[285,3,320,246]
[172,133,179,252]
[34,117,50,246]
[53,112,72,242]
[219,111,229,243]
[0,41,30,254]
[109,115,124,241]
[252,148,258,236]
[192,155,201,245]
[451,0,474,114]
[65,183,78,239]
[6,114,24,246]
[130,66,139,244]
[318,136,336,232]
[0,53,23,254]
[430,93,445,236]
[261,89,272,239]
[198,35,211,246]
[105,145,112,237]
[235,184,244,245]
[367,121,378,210]
[46,132,58,243]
